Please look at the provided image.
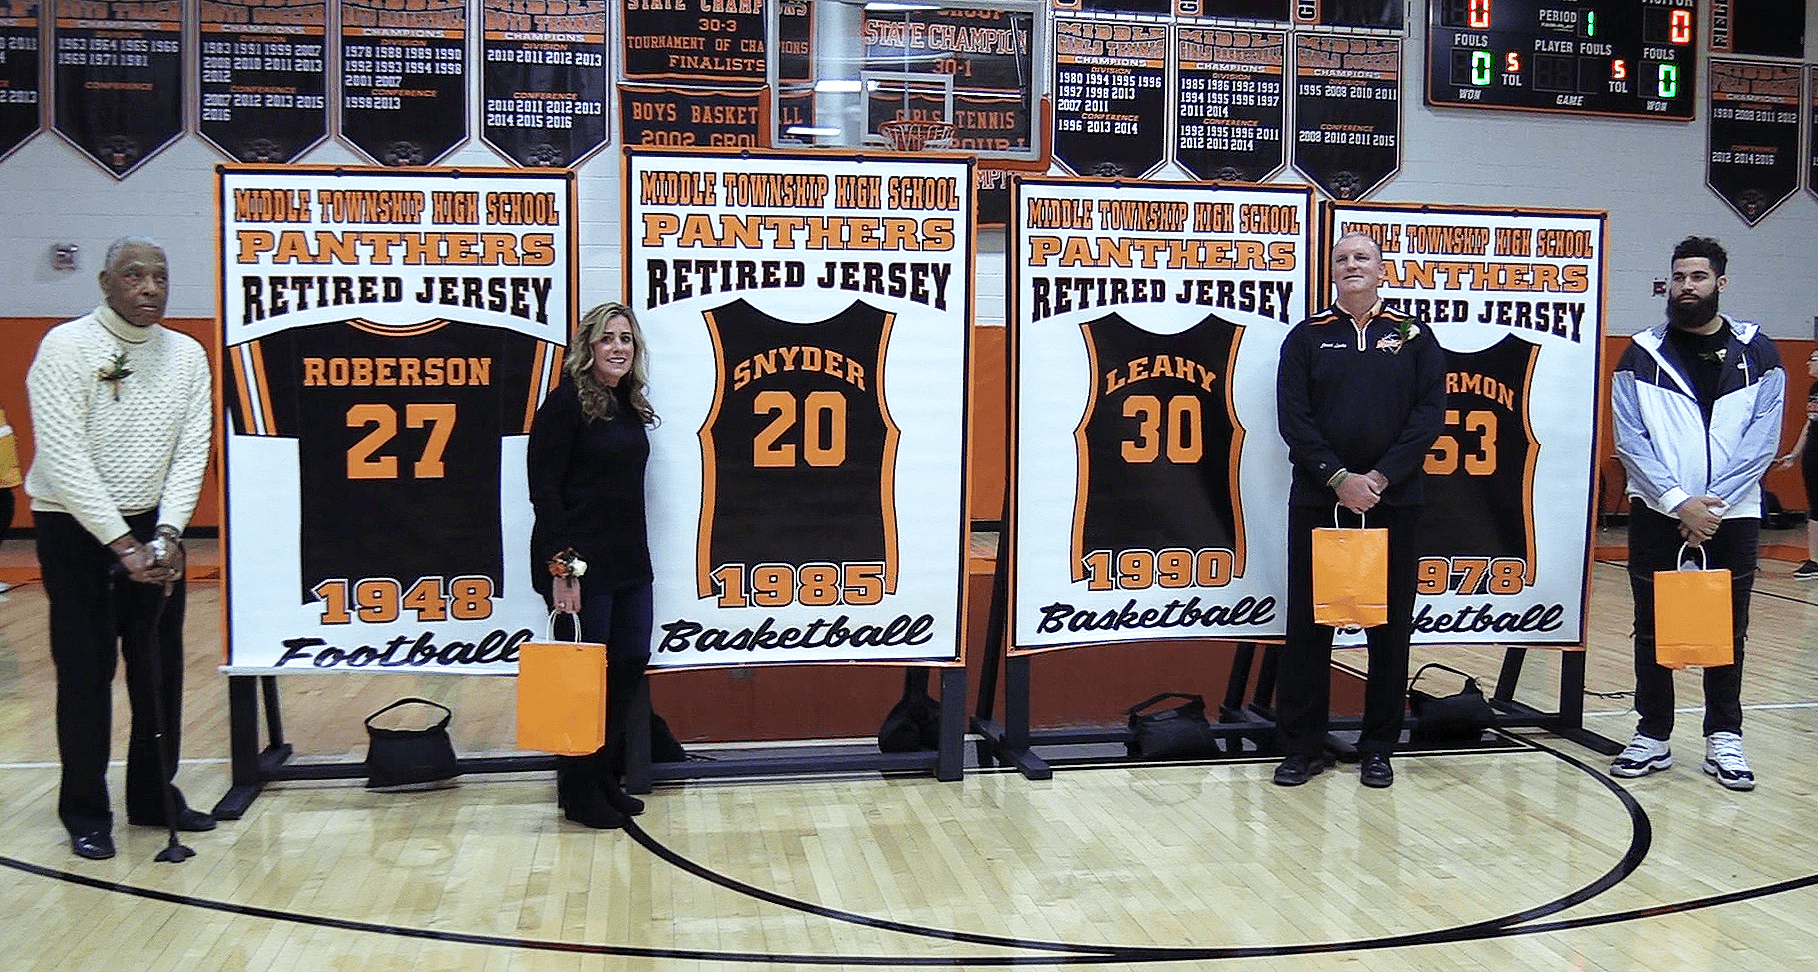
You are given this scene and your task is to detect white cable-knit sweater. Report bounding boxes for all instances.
[25,304,213,544]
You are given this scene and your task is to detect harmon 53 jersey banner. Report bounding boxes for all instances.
[219,166,574,673]
[1327,202,1604,647]
[1011,178,1311,653]
[628,149,973,668]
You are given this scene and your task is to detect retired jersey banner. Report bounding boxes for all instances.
[1010,178,1312,653]
[627,149,973,668]
[218,167,575,673]
[1327,202,1604,647]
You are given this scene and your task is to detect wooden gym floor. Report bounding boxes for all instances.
[2,537,1817,971]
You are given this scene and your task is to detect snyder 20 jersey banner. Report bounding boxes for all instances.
[628,149,973,668]
[219,167,574,673]
[1328,203,1603,647]
[1011,179,1312,653]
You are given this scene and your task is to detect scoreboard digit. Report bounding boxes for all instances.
[1427,0,1697,119]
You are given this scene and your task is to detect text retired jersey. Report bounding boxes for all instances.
[697,299,898,598]
[1072,312,1246,580]
[225,318,562,599]
[1417,333,1540,575]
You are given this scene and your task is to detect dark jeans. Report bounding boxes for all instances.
[35,510,189,834]
[1276,502,1421,758]
[551,583,652,775]
[1626,500,1754,739]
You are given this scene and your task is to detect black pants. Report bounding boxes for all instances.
[1276,502,1421,758]
[553,583,652,781]
[1626,500,1754,739]
[34,510,189,834]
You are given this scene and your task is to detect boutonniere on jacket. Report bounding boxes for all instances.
[97,352,133,400]
[1374,321,1419,355]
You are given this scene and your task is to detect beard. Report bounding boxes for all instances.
[1667,290,1720,330]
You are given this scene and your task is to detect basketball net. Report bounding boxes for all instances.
[879,119,955,152]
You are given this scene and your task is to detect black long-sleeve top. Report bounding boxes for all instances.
[526,379,652,598]
[1276,303,1448,507]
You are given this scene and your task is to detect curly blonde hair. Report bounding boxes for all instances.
[565,302,657,425]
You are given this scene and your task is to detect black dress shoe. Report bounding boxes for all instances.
[557,768,625,830]
[600,779,646,816]
[71,832,116,860]
[1272,753,1328,786]
[128,807,217,832]
[1360,752,1395,788]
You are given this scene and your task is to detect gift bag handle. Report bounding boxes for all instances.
[546,609,583,642]
[1331,503,1367,529]
[1127,692,1204,716]
[1408,662,1481,692]
[365,697,453,732]
[1676,543,1707,571]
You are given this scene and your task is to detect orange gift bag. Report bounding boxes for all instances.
[516,611,609,755]
[1654,544,1734,669]
[1312,506,1389,629]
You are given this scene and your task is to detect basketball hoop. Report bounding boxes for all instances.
[879,119,955,152]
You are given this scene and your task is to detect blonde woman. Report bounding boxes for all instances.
[526,302,658,829]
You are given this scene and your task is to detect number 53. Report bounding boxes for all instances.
[1425,408,1497,476]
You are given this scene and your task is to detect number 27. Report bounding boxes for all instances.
[347,403,456,480]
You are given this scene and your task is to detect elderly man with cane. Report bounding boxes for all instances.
[26,236,214,861]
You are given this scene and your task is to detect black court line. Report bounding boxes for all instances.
[1595,556,1818,609]
[11,736,1801,965]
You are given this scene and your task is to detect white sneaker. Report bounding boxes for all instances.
[1702,732,1755,791]
[1610,733,1673,777]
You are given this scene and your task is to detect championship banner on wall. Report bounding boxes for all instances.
[218,167,575,673]
[0,1,41,164]
[1010,178,1312,654]
[52,0,184,177]
[1326,202,1604,647]
[338,0,468,166]
[198,0,329,164]
[480,0,608,168]
[627,149,973,668]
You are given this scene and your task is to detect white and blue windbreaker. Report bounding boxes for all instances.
[1612,315,1784,519]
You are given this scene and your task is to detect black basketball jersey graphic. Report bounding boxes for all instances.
[225,319,562,599]
[1418,333,1540,575]
[1071,312,1245,581]
[697,299,898,599]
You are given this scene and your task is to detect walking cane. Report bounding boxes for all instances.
[142,579,194,863]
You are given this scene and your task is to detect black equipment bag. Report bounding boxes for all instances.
[1126,692,1221,759]
[878,675,942,753]
[1407,663,1496,744]
[364,697,462,791]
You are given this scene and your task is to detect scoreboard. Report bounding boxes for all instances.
[1426,0,1698,119]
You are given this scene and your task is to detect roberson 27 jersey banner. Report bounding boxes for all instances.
[628,149,973,668]
[218,167,575,673]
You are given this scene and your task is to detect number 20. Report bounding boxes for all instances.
[754,390,847,467]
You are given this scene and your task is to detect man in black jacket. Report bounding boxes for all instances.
[1272,232,1447,788]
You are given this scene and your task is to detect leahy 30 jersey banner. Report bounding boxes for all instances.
[628,149,974,669]
[1327,202,1604,647]
[1010,179,1312,653]
[218,166,574,673]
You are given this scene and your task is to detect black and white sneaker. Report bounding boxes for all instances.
[1702,732,1755,791]
[1793,560,1818,580]
[1610,733,1672,777]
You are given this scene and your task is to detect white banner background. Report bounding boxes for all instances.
[219,167,574,673]
[627,150,973,668]
[1011,179,1312,652]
